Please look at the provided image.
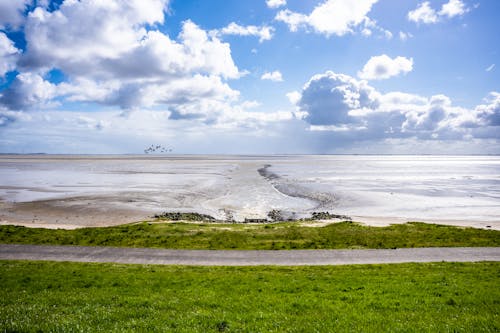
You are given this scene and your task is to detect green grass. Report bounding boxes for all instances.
[1,221,499,249]
[0,261,498,332]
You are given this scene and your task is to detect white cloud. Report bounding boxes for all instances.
[0,1,299,140]
[0,72,57,110]
[408,0,469,24]
[408,2,438,24]
[402,95,454,132]
[275,10,308,32]
[217,22,274,42]
[439,0,468,18]
[474,92,500,127]
[261,71,283,82]
[286,91,301,104]
[266,0,286,9]
[1,0,250,122]
[275,0,379,36]
[0,33,20,77]
[297,71,379,126]
[358,55,413,80]
[20,0,170,72]
[486,64,495,72]
[0,0,31,29]
[399,31,413,41]
[292,70,500,142]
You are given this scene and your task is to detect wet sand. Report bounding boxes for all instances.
[0,154,499,230]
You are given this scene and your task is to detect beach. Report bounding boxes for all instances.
[0,155,499,229]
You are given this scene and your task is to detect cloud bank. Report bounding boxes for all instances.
[0,0,270,124]
[292,71,500,142]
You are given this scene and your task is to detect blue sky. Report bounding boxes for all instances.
[0,0,498,154]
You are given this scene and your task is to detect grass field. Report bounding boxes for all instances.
[1,221,499,250]
[0,260,498,332]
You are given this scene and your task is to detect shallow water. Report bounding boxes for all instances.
[0,155,499,227]
[266,155,500,223]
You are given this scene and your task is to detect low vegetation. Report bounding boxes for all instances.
[0,221,499,249]
[0,261,498,332]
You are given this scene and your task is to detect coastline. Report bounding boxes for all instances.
[1,200,497,230]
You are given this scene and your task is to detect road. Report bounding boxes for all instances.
[0,244,499,266]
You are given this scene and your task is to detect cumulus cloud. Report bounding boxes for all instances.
[0,0,259,124]
[261,71,283,82]
[20,3,240,80]
[0,0,31,29]
[0,73,57,110]
[0,33,20,77]
[291,70,499,141]
[408,0,469,24]
[286,91,301,104]
[402,95,453,132]
[408,2,438,24]
[275,10,307,32]
[439,0,468,18]
[0,0,299,137]
[275,0,379,37]
[266,0,286,9]
[21,0,170,70]
[358,55,413,80]
[216,22,274,42]
[474,92,500,127]
[298,71,379,126]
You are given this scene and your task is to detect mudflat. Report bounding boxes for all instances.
[1,154,499,229]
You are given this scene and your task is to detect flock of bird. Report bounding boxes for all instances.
[143,145,173,154]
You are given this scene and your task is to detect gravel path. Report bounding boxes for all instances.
[1,244,499,266]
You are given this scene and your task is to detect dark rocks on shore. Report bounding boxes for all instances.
[311,211,351,221]
[153,212,216,221]
[153,210,351,223]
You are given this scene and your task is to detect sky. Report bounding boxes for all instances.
[0,0,498,154]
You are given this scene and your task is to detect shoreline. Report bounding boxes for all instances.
[1,207,497,230]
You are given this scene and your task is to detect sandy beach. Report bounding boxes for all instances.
[0,155,499,230]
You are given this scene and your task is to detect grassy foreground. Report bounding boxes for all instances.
[1,221,499,249]
[0,261,498,332]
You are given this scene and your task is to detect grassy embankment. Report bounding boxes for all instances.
[1,260,498,332]
[0,220,499,249]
